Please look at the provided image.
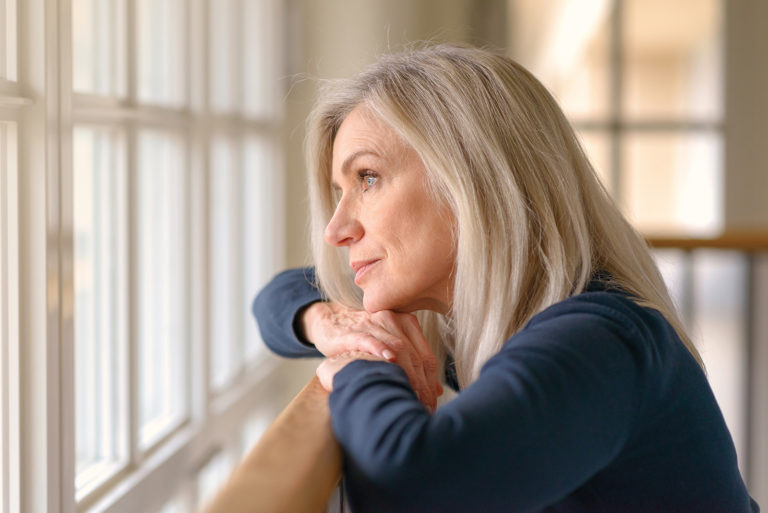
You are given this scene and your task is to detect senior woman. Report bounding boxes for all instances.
[253,45,758,512]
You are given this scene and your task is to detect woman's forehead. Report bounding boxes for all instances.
[331,107,413,174]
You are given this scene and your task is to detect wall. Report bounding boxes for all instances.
[280,0,507,269]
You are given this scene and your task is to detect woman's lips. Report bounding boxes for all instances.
[351,259,381,285]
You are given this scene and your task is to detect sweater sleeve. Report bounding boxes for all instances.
[328,299,646,512]
[251,267,324,358]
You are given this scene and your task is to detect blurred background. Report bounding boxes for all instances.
[1,0,766,512]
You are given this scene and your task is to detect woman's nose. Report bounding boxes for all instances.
[324,200,363,247]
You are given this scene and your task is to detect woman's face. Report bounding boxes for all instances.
[325,105,455,314]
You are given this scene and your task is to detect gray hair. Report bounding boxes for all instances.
[306,44,702,388]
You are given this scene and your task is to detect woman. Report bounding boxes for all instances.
[253,44,759,512]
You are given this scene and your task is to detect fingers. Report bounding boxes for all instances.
[371,312,440,410]
[316,351,384,392]
[311,304,394,360]
[399,314,441,399]
[308,302,443,411]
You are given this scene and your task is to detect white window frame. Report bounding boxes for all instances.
[1,97,21,513]
[13,0,289,512]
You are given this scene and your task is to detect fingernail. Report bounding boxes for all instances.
[382,349,395,360]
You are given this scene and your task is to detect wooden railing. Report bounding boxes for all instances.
[199,377,342,513]
[646,231,768,251]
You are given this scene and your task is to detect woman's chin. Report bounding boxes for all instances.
[362,290,402,313]
[362,293,388,313]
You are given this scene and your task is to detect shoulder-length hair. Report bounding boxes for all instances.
[306,44,702,388]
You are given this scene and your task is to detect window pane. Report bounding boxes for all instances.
[1,0,18,81]
[575,130,612,195]
[243,137,280,361]
[154,489,191,513]
[623,0,723,121]
[509,0,612,120]
[621,131,722,236]
[136,0,186,106]
[73,127,129,495]
[209,0,238,113]
[653,248,689,324]
[137,130,187,449]
[692,251,748,474]
[242,0,281,119]
[72,0,126,96]
[210,137,242,390]
[197,452,235,509]
[241,410,272,455]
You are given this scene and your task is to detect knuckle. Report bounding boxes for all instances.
[423,356,438,372]
[387,337,405,351]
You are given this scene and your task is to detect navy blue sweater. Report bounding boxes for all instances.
[253,268,759,513]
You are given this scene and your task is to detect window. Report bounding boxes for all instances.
[73,126,128,496]
[508,0,768,498]
[0,1,20,510]
[510,0,723,236]
[136,130,188,450]
[66,0,287,511]
[0,121,19,513]
[0,0,17,82]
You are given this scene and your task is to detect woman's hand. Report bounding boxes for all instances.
[316,351,438,414]
[302,302,443,410]
[316,351,383,392]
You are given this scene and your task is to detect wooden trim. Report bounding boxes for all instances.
[646,232,768,251]
[200,377,342,513]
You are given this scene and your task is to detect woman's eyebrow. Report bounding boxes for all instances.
[340,149,380,176]
[331,149,380,190]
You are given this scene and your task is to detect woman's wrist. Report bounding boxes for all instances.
[298,301,326,345]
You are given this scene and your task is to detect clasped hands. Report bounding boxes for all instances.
[303,302,443,411]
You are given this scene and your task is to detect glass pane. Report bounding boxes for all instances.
[155,490,191,513]
[242,0,281,119]
[621,131,723,236]
[243,137,280,361]
[73,127,129,495]
[241,411,272,455]
[623,0,723,121]
[2,0,18,81]
[136,0,186,106]
[575,129,612,195]
[210,137,242,390]
[72,0,126,96]
[209,0,238,113]
[137,130,187,449]
[197,452,235,509]
[508,0,612,120]
[691,250,748,474]
[652,248,689,326]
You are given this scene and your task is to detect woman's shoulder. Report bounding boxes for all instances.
[524,287,669,344]
[499,285,693,379]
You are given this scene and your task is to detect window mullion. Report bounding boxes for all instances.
[124,0,142,472]
[126,121,141,469]
[58,0,77,510]
[0,0,6,79]
[608,0,623,205]
[1,120,21,513]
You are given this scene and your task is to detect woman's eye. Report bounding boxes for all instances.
[359,172,378,191]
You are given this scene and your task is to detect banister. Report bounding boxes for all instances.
[200,377,342,513]
[646,231,768,250]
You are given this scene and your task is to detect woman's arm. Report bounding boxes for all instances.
[252,267,325,358]
[322,300,646,512]
[253,267,443,408]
